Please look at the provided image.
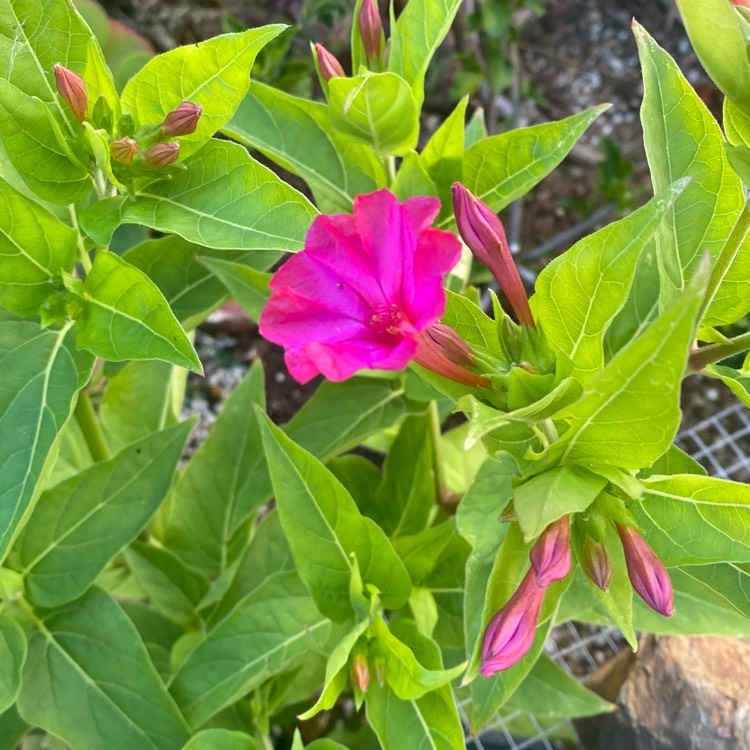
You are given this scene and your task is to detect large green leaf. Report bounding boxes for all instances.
[553,267,707,469]
[0,79,91,203]
[0,0,119,126]
[79,140,317,250]
[388,0,462,106]
[13,420,193,608]
[257,412,412,622]
[533,182,686,384]
[455,106,607,223]
[121,26,285,158]
[169,571,330,728]
[632,474,750,565]
[0,179,79,316]
[328,72,419,156]
[100,359,183,454]
[636,23,749,326]
[182,730,258,750]
[675,0,750,114]
[223,82,386,213]
[17,587,190,750]
[0,321,93,562]
[0,615,26,713]
[77,250,202,372]
[503,655,612,718]
[163,363,266,577]
[677,562,750,619]
[0,706,27,750]
[706,360,750,409]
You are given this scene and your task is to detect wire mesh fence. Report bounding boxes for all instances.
[464,393,750,749]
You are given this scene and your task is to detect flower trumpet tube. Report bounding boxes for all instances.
[160,101,202,136]
[481,569,545,677]
[315,44,346,80]
[451,182,534,327]
[53,64,88,122]
[529,515,571,587]
[414,325,491,389]
[617,523,674,617]
[259,190,463,384]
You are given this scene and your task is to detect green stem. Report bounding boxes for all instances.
[428,401,451,508]
[68,205,92,273]
[74,391,110,462]
[384,155,397,186]
[699,200,750,322]
[688,330,750,372]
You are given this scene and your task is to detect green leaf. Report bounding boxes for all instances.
[223,82,386,213]
[553,266,708,469]
[706,361,750,408]
[0,179,78,316]
[532,182,687,384]
[14,419,193,608]
[123,236,231,330]
[208,510,293,626]
[121,25,285,159]
[514,466,607,541]
[373,414,436,537]
[163,363,266,577]
[675,0,750,113]
[366,620,464,750]
[17,587,190,749]
[0,615,26,712]
[393,521,456,585]
[0,706,27,750]
[79,140,317,250]
[388,0,462,106]
[632,474,750,565]
[672,562,750,620]
[77,250,202,372]
[169,571,330,728]
[299,617,369,719]
[635,23,749,326]
[391,151,439,202]
[0,79,91,203]
[0,0,119,125]
[0,320,93,562]
[182,730,258,750]
[121,601,182,681]
[257,411,412,622]
[100,359,182,454]
[724,98,750,148]
[456,105,608,223]
[504,654,612,718]
[124,541,209,628]
[198,257,270,323]
[328,72,419,156]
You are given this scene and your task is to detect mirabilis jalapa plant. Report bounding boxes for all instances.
[1,0,750,746]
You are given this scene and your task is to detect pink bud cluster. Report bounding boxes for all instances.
[481,516,570,677]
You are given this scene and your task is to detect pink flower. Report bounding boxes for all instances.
[481,568,545,677]
[160,101,202,137]
[358,0,383,65]
[315,44,346,81]
[260,190,462,384]
[529,515,571,587]
[53,64,87,122]
[617,524,674,617]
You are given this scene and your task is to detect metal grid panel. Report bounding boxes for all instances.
[465,397,750,749]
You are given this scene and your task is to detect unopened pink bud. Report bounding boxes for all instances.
[530,516,571,587]
[143,141,180,169]
[581,535,612,592]
[350,654,370,693]
[617,524,673,617]
[53,64,88,122]
[732,0,750,7]
[160,101,202,137]
[315,44,345,81]
[358,0,383,65]
[425,323,476,369]
[414,329,491,389]
[109,137,138,165]
[451,182,534,327]
[481,569,545,677]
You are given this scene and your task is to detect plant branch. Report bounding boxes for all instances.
[74,391,110,463]
[688,330,750,372]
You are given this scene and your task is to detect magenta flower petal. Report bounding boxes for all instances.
[529,515,571,588]
[260,189,460,384]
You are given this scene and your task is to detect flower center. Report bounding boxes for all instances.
[369,304,403,337]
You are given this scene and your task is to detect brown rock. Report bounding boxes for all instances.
[576,635,750,750]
